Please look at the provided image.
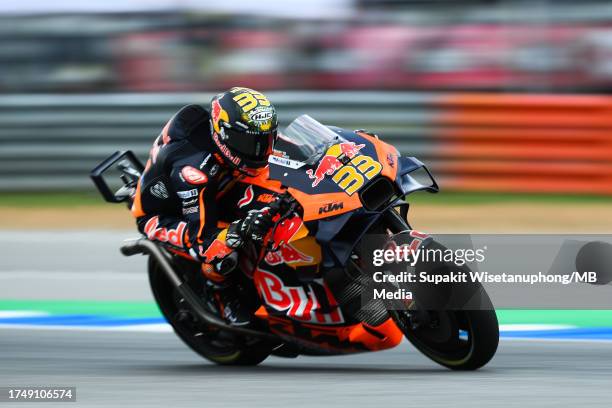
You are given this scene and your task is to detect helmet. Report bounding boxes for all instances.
[210,87,278,173]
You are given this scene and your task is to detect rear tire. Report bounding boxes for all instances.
[148,256,271,366]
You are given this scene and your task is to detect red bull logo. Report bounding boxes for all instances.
[265,243,314,266]
[306,155,343,187]
[144,216,186,248]
[339,142,365,158]
[305,142,365,187]
[211,99,229,133]
[255,269,344,324]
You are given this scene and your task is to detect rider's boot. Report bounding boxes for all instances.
[201,253,253,327]
[212,284,252,327]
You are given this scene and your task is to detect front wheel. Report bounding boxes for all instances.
[391,308,499,370]
[382,210,499,370]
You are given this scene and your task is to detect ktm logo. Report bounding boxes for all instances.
[257,193,276,204]
[319,202,343,214]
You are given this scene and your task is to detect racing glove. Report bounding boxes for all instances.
[226,208,276,249]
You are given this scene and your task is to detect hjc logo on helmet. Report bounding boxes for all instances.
[249,109,274,122]
[247,106,276,131]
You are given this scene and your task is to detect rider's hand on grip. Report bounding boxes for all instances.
[226,207,276,249]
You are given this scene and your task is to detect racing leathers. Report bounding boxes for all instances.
[131,104,279,323]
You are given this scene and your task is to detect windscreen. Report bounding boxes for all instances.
[274,114,347,164]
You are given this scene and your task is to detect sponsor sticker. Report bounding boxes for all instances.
[319,201,344,214]
[209,164,220,177]
[199,154,211,169]
[255,269,344,324]
[177,189,198,199]
[200,239,233,263]
[265,243,313,266]
[238,185,254,208]
[305,142,365,188]
[144,216,186,248]
[268,155,305,169]
[257,193,276,204]
[248,106,274,123]
[149,181,169,199]
[213,132,241,166]
[182,206,198,215]
[182,198,198,207]
[181,166,208,185]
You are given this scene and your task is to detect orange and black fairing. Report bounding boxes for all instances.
[247,195,403,354]
[261,310,403,354]
[91,115,447,359]
[269,124,437,222]
[248,119,440,354]
[267,124,437,270]
[252,261,403,353]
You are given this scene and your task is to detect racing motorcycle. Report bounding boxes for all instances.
[91,114,499,370]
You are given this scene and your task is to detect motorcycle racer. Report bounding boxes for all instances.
[131,87,279,326]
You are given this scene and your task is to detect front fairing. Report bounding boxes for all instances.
[270,131,377,196]
[268,115,439,267]
[270,116,438,201]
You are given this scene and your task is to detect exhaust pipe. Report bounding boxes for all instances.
[120,238,279,341]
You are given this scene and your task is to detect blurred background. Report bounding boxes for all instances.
[5,0,612,93]
[0,0,611,232]
[1,5,612,401]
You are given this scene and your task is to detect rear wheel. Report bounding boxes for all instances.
[148,256,271,365]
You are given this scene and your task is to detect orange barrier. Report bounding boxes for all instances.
[433,93,612,195]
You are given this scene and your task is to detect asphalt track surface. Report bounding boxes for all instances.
[1,329,612,408]
[2,231,612,407]
[0,230,151,301]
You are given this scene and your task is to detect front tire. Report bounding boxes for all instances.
[391,308,499,370]
[382,209,499,370]
[148,256,271,366]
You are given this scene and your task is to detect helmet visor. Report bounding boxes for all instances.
[223,127,277,165]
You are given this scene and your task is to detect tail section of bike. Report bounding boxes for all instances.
[90,150,143,204]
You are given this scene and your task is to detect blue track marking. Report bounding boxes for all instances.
[1,314,612,340]
[501,327,612,340]
[0,315,166,326]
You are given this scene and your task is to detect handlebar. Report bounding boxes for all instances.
[267,192,296,217]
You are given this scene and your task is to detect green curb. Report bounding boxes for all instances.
[496,310,612,327]
[0,300,161,318]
